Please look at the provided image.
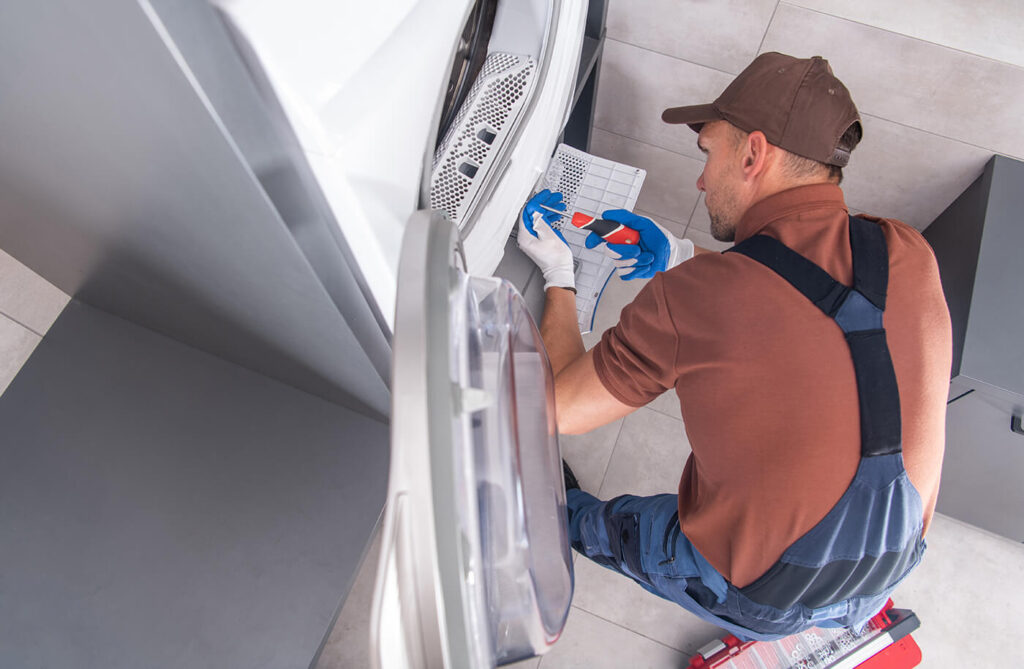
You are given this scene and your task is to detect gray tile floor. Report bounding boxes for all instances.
[4,234,1024,668]
[320,246,1024,668]
[596,0,1022,233]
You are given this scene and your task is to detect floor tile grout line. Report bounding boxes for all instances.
[570,605,695,656]
[604,36,741,77]
[596,110,1015,174]
[599,33,1021,161]
[0,308,44,338]
[595,416,628,496]
[634,206,689,231]
[683,192,703,236]
[601,116,988,231]
[598,106,1004,168]
[858,111,1017,159]
[779,1,1024,73]
[592,125,706,164]
[756,0,782,56]
[647,402,685,423]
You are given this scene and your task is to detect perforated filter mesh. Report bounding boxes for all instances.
[545,151,589,209]
[430,52,536,225]
[537,145,646,333]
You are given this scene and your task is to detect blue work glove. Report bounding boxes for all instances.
[519,190,575,291]
[585,209,694,280]
[522,189,568,241]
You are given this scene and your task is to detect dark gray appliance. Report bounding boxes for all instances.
[924,155,1024,541]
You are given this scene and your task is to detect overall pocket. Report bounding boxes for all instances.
[604,512,647,584]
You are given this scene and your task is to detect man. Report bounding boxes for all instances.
[517,52,951,639]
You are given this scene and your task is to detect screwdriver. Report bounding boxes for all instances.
[538,205,640,245]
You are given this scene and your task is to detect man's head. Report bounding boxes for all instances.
[663,52,862,241]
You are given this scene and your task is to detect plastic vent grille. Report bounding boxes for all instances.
[430,52,536,226]
[545,151,589,204]
[538,144,646,333]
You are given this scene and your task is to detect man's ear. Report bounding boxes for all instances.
[741,130,770,179]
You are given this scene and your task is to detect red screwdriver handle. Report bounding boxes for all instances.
[569,212,641,245]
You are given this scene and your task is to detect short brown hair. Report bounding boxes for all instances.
[780,122,862,185]
[725,122,861,185]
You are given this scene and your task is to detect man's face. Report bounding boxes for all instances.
[696,121,746,242]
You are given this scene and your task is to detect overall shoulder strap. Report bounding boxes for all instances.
[849,215,888,310]
[726,217,901,457]
[724,234,849,318]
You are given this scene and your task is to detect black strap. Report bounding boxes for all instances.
[849,217,888,310]
[727,217,901,457]
[845,330,902,455]
[723,234,849,317]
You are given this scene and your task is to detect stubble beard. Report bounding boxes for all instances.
[707,194,737,242]
[709,212,735,242]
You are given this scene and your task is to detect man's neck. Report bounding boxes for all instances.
[750,175,836,206]
[732,181,846,243]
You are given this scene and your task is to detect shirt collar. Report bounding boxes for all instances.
[733,184,848,244]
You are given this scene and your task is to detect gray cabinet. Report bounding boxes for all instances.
[924,155,1024,541]
[941,391,1024,539]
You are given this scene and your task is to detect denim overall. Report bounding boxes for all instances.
[567,216,925,640]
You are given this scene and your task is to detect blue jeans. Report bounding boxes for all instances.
[566,489,892,641]
[566,490,743,633]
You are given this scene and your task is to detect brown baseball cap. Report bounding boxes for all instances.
[662,52,861,167]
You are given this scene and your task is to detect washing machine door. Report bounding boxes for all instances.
[371,210,573,668]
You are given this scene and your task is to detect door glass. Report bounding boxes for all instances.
[452,274,573,665]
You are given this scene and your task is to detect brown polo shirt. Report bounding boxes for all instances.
[591,184,951,588]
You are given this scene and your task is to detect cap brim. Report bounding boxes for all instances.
[661,103,722,133]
